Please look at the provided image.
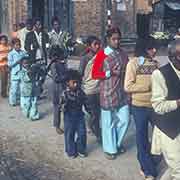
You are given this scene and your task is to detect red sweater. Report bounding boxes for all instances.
[92,49,108,79]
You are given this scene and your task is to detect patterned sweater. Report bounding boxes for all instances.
[124,57,158,107]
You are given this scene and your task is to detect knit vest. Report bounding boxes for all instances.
[154,63,180,139]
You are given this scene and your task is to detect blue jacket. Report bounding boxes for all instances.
[8,49,28,80]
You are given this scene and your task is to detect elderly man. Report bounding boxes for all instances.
[151,39,180,180]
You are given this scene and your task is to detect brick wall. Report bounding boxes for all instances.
[7,0,28,34]
[73,0,105,39]
[1,0,157,39]
[112,1,136,38]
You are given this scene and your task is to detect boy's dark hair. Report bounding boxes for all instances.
[65,69,81,83]
[19,22,25,29]
[11,38,21,45]
[135,37,157,57]
[86,36,100,46]
[145,37,157,51]
[33,17,42,26]
[21,56,32,69]
[51,16,60,26]
[106,27,121,38]
[26,18,33,26]
[21,56,32,64]
[0,35,8,42]
[49,45,65,59]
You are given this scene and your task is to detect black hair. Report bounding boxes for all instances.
[11,38,21,45]
[135,37,157,57]
[49,45,65,59]
[106,27,121,39]
[19,22,25,29]
[21,56,31,64]
[145,37,157,51]
[26,18,33,26]
[65,69,81,83]
[0,35,8,42]
[86,35,100,46]
[33,17,42,26]
[51,16,60,26]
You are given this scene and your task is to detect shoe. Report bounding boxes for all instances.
[139,170,145,178]
[78,152,87,158]
[68,155,77,159]
[1,94,7,98]
[10,104,16,107]
[118,145,126,154]
[145,175,155,180]
[104,152,116,160]
[56,128,64,135]
[30,117,40,121]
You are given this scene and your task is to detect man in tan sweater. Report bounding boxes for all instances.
[124,39,158,180]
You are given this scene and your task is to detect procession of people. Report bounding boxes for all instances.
[1,15,180,180]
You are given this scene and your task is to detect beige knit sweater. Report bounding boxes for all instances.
[124,57,158,107]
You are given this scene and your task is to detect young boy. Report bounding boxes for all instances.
[20,57,40,120]
[60,69,89,158]
[49,45,67,134]
[8,38,28,106]
[0,35,11,97]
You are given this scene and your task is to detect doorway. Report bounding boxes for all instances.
[136,13,151,38]
[32,0,45,24]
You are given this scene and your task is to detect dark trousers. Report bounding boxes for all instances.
[0,65,8,97]
[86,94,100,139]
[52,82,63,128]
[64,111,86,156]
[131,105,157,177]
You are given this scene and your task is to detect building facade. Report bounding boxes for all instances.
[0,0,72,35]
[1,0,169,40]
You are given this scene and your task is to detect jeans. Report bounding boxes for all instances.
[64,111,86,156]
[131,105,157,177]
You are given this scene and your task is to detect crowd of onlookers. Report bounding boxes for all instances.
[1,16,180,180]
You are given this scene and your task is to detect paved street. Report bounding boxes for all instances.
[0,55,167,180]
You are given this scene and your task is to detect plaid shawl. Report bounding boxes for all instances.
[100,49,129,110]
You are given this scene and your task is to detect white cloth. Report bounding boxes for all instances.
[48,30,63,46]
[17,28,30,51]
[34,31,43,59]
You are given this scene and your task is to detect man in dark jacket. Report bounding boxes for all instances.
[25,18,49,65]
